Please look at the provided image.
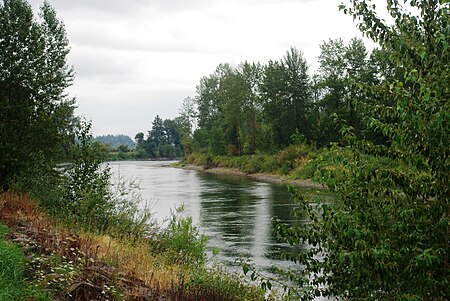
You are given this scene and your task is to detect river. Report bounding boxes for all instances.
[109,160,330,286]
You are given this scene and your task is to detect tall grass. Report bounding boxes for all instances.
[186,144,317,176]
[0,224,50,301]
[0,188,269,301]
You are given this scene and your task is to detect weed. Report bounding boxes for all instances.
[157,208,207,266]
[0,223,51,301]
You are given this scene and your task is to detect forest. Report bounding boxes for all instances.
[0,0,449,300]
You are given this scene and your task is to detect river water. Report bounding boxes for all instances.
[109,160,329,284]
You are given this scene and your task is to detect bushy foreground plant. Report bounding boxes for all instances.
[11,120,156,240]
[154,207,207,266]
[276,1,449,300]
[60,122,157,239]
[184,265,270,301]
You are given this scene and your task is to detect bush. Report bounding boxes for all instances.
[184,265,268,301]
[155,208,207,266]
[186,152,214,167]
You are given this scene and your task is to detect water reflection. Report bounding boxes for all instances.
[109,161,327,281]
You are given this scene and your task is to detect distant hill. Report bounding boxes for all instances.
[93,134,135,149]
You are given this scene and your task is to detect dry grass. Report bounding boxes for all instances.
[0,191,181,300]
[0,191,267,301]
[85,233,186,293]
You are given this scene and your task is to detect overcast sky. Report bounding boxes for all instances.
[27,0,383,138]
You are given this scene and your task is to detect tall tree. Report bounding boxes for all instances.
[0,0,74,189]
[237,62,264,154]
[178,97,197,154]
[261,47,312,147]
[315,38,372,146]
[279,1,450,299]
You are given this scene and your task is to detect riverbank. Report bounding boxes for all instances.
[0,191,271,301]
[182,164,327,189]
[180,146,334,190]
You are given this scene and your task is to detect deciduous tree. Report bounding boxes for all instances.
[0,0,74,189]
[278,1,450,299]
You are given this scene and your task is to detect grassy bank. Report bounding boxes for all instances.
[183,144,334,188]
[0,192,270,301]
[183,144,409,192]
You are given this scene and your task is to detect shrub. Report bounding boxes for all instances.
[184,265,268,301]
[156,208,207,266]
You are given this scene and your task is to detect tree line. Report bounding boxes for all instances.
[131,37,397,159]
[176,38,399,156]
[133,115,188,159]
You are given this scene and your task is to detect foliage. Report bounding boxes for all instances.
[186,144,316,177]
[185,152,214,168]
[61,121,115,231]
[261,47,312,146]
[0,0,75,190]
[134,115,185,159]
[108,175,157,239]
[12,119,157,240]
[156,208,208,266]
[0,223,51,301]
[314,37,376,146]
[186,39,388,155]
[276,1,450,300]
[184,265,269,301]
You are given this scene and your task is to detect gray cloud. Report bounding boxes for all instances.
[69,46,137,81]
[23,0,372,137]
[29,0,216,15]
[75,87,194,137]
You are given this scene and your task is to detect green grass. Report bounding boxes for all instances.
[186,144,318,177]
[0,224,51,301]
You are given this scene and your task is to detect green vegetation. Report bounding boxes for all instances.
[2,0,448,300]
[133,115,187,160]
[0,0,75,191]
[273,1,450,300]
[186,144,317,178]
[93,134,135,149]
[0,224,50,301]
[94,115,189,161]
[183,39,384,156]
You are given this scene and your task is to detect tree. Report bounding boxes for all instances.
[0,0,74,189]
[146,115,165,157]
[178,97,196,154]
[261,47,312,147]
[278,1,449,300]
[315,38,372,146]
[236,62,264,154]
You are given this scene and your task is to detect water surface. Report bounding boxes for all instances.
[109,161,329,280]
